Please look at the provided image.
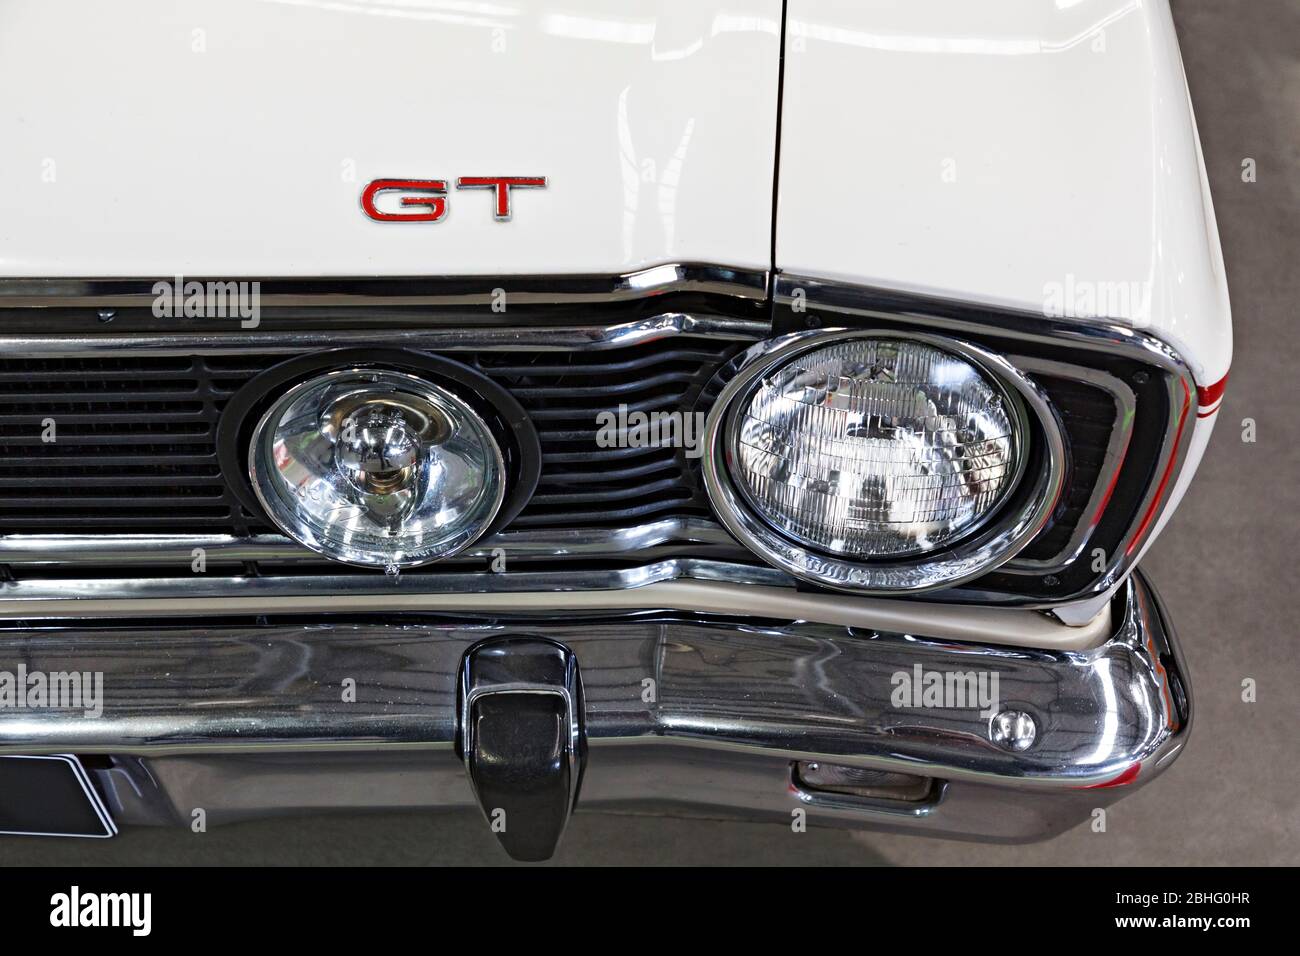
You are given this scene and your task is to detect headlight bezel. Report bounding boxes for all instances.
[700,329,1067,594]
[248,368,508,569]
[216,348,542,570]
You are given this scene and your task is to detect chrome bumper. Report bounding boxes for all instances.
[0,572,1188,846]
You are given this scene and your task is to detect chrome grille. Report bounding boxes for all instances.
[0,258,1187,609]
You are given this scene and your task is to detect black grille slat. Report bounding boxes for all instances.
[540,446,671,464]
[0,432,214,445]
[508,499,704,528]
[0,409,208,424]
[542,460,680,483]
[0,475,225,487]
[524,395,690,420]
[0,514,236,528]
[529,477,688,507]
[0,388,202,402]
[0,454,218,467]
[0,493,230,506]
[509,372,702,398]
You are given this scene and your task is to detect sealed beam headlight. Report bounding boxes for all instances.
[737,338,1023,556]
[249,368,506,568]
[702,331,1065,593]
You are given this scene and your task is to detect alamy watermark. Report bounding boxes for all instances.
[152,274,260,328]
[595,404,707,459]
[890,664,1000,718]
[0,664,103,718]
[50,886,151,936]
[1042,273,1151,326]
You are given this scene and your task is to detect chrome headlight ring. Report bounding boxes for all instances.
[217,348,542,572]
[700,329,1067,594]
[249,368,507,569]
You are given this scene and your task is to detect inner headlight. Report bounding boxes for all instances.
[732,337,1023,557]
[248,368,506,569]
[703,330,1063,593]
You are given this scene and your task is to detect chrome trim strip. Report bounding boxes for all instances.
[0,312,769,358]
[0,262,768,307]
[0,519,738,566]
[773,275,1199,602]
[0,574,1179,798]
[700,328,1067,595]
[0,558,791,603]
[1002,356,1136,573]
[0,561,1114,650]
[774,275,1193,368]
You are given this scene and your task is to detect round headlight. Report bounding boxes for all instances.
[733,337,1022,557]
[702,331,1063,593]
[249,368,506,568]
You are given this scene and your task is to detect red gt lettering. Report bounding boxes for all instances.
[455,176,547,221]
[361,176,546,223]
[360,179,448,222]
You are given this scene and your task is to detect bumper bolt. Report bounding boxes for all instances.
[990,710,1037,752]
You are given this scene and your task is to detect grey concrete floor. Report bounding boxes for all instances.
[1,0,1296,866]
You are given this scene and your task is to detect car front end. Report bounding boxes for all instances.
[0,0,1228,861]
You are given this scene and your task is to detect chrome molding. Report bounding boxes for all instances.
[0,558,789,604]
[0,311,769,358]
[0,262,768,308]
[0,518,738,567]
[700,328,1067,595]
[773,275,1199,603]
[0,559,1115,650]
[1001,357,1137,573]
[0,574,1187,831]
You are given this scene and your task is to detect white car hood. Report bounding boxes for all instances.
[776,0,1231,387]
[1,0,1227,390]
[0,0,781,278]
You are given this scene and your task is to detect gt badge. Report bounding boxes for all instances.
[361,176,546,223]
